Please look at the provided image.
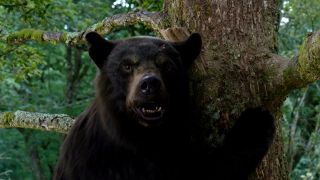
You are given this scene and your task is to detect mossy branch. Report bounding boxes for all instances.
[250,31,320,101]
[283,31,320,90]
[0,10,164,46]
[0,111,75,134]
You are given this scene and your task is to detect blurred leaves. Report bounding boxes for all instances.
[0,42,45,82]
[0,0,163,179]
[279,0,320,57]
[280,1,320,179]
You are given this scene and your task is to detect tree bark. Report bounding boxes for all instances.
[160,1,287,179]
[0,111,74,134]
[3,0,320,179]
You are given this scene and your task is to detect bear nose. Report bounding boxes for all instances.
[140,75,161,95]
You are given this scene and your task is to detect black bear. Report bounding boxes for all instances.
[54,32,275,180]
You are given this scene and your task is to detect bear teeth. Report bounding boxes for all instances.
[141,106,162,113]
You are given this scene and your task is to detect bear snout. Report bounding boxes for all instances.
[126,72,168,126]
[139,74,162,96]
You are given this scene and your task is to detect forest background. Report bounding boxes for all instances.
[0,0,319,179]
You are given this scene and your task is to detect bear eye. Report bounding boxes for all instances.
[121,63,133,73]
[121,58,138,74]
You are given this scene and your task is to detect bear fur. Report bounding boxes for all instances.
[54,32,275,180]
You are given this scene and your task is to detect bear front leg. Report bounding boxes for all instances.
[214,107,275,180]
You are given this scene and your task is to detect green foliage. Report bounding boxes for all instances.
[111,0,163,13]
[280,0,320,179]
[282,84,320,179]
[128,0,163,11]
[0,42,45,82]
[279,0,320,57]
[0,129,33,179]
[0,129,61,179]
[0,0,163,179]
[0,0,53,22]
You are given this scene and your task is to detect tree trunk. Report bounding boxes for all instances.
[18,129,44,180]
[65,45,90,104]
[160,1,288,179]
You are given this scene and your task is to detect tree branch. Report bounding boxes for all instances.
[264,30,320,100]
[0,111,75,134]
[283,31,320,90]
[0,10,164,46]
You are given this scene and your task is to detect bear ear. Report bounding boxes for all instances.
[172,33,202,68]
[85,32,115,69]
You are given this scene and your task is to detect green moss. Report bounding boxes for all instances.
[7,29,44,43]
[93,22,105,33]
[298,40,310,77]
[59,32,68,42]
[283,65,304,90]
[298,34,320,83]
[2,112,15,126]
[282,33,320,90]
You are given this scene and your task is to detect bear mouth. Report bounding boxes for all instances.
[133,103,165,123]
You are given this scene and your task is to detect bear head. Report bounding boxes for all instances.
[85,32,202,128]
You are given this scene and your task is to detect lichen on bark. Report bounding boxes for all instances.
[1,112,15,126]
[297,32,320,83]
[0,111,75,134]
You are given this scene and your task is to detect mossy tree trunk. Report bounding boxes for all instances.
[160,1,287,179]
[3,0,320,179]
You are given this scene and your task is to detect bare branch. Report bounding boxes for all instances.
[89,10,164,36]
[0,10,164,46]
[0,111,75,134]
